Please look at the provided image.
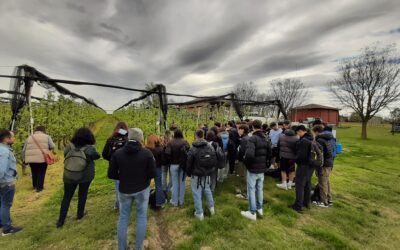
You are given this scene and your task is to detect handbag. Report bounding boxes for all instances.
[31,135,56,165]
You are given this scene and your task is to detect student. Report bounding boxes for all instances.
[289,125,313,213]
[218,126,230,182]
[186,130,217,220]
[282,120,291,133]
[313,125,334,207]
[276,127,299,190]
[241,120,271,221]
[146,134,166,208]
[165,129,190,207]
[0,129,23,235]
[102,122,129,210]
[226,121,240,174]
[108,128,156,250]
[278,121,284,130]
[236,124,250,199]
[205,131,225,192]
[161,130,173,196]
[22,126,55,192]
[57,128,100,228]
[269,122,282,169]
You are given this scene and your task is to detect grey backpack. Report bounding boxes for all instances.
[64,144,88,181]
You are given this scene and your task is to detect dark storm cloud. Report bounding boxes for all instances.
[0,0,399,112]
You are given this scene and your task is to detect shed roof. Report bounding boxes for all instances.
[292,104,340,111]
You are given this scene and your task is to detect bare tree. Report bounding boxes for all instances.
[330,44,400,139]
[232,82,258,115]
[142,82,159,107]
[270,78,309,118]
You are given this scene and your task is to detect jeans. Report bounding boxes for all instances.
[118,187,150,250]
[0,185,15,231]
[30,163,48,191]
[210,168,218,192]
[58,182,91,224]
[170,164,186,206]
[247,171,264,213]
[191,176,214,215]
[155,168,166,206]
[294,165,314,210]
[161,165,172,193]
[114,180,120,208]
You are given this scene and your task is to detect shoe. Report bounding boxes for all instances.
[288,205,303,214]
[209,207,215,216]
[235,193,248,200]
[194,212,204,221]
[36,189,43,193]
[77,211,88,220]
[276,183,288,190]
[257,209,263,216]
[288,181,296,187]
[328,201,334,207]
[316,202,329,208]
[56,221,64,228]
[269,165,275,170]
[2,226,23,236]
[241,211,257,221]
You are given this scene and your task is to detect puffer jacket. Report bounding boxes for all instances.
[316,133,334,168]
[278,129,299,160]
[23,132,55,163]
[295,133,313,165]
[244,131,272,173]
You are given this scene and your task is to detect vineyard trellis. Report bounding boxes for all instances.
[0,64,288,149]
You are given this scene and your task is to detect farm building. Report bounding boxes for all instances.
[291,104,340,125]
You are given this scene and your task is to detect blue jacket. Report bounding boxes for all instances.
[0,143,17,184]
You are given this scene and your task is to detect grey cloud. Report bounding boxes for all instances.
[65,2,86,14]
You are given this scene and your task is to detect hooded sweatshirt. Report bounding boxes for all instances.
[109,140,156,194]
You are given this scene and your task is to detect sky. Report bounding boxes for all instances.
[0,0,399,115]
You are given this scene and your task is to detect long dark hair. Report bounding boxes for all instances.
[110,122,129,138]
[71,128,96,147]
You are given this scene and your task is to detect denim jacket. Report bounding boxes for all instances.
[0,143,17,185]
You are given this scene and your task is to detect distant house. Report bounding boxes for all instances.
[291,104,340,125]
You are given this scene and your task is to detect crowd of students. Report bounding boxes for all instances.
[0,118,336,249]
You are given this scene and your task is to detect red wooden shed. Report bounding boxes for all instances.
[291,104,340,125]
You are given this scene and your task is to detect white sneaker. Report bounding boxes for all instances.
[257,209,263,216]
[241,211,256,221]
[269,165,275,170]
[194,212,204,221]
[288,181,295,188]
[209,207,215,215]
[276,183,288,190]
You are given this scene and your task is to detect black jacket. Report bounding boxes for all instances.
[186,139,216,176]
[102,134,128,161]
[63,144,100,184]
[295,133,313,165]
[228,128,240,150]
[278,129,299,160]
[109,140,156,194]
[316,133,334,167]
[238,134,250,162]
[165,138,190,165]
[148,146,164,168]
[244,131,272,173]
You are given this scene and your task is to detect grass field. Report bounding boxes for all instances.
[1,118,399,250]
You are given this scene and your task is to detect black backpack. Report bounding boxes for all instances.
[104,137,126,160]
[210,141,226,169]
[179,144,190,172]
[194,144,217,177]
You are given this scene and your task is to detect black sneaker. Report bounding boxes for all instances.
[288,204,303,214]
[56,221,64,229]
[2,226,23,236]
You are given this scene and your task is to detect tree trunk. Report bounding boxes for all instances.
[361,120,368,139]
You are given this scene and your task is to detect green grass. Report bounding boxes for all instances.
[1,118,399,249]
